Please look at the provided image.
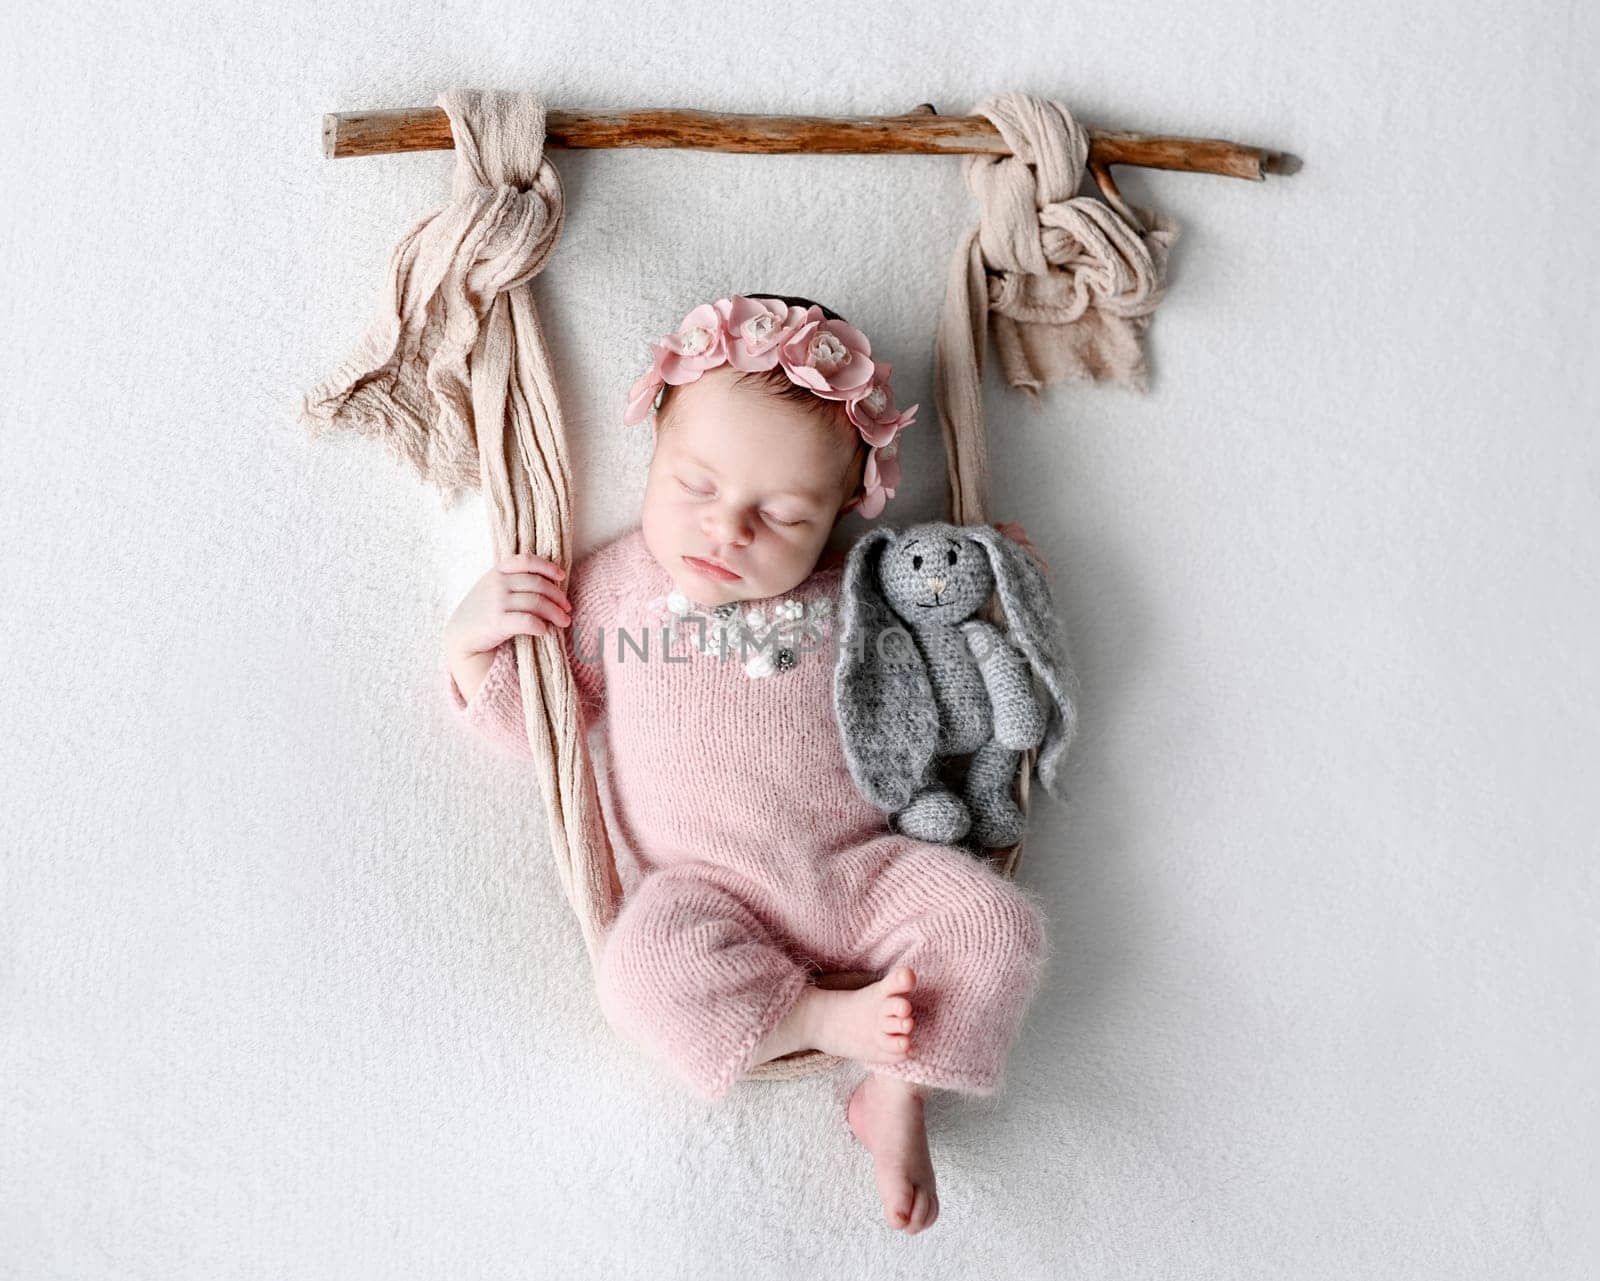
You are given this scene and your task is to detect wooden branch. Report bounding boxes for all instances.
[322,104,1299,182]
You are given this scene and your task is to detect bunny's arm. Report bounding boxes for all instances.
[961,620,1046,751]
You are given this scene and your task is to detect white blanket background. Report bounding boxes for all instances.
[2,2,1596,1276]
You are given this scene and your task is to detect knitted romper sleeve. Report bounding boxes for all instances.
[444,543,621,756]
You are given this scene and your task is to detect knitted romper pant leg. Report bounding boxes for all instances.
[595,862,814,1102]
[829,836,1052,1096]
[595,842,1051,1101]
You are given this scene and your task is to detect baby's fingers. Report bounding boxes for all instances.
[505,592,572,631]
[500,572,572,612]
[497,551,567,582]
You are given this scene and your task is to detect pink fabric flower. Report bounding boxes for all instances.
[845,361,919,447]
[856,443,902,518]
[625,362,666,426]
[777,310,875,401]
[717,296,801,371]
[657,303,729,383]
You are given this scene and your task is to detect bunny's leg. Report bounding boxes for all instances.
[596,863,813,1102]
[963,741,1026,849]
[894,759,972,844]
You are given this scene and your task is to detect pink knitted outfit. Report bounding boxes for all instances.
[446,528,1050,1101]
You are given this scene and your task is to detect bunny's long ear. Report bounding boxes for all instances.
[967,525,1081,801]
[832,527,940,811]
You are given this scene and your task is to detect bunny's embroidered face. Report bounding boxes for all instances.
[876,529,995,625]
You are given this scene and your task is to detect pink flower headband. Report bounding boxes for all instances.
[623,294,918,519]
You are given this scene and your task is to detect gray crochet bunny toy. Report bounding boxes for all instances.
[832,522,1080,849]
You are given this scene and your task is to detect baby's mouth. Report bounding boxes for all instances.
[684,554,742,582]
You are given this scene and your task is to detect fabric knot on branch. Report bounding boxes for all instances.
[966,92,1180,396]
[456,183,562,302]
[299,88,568,504]
[932,91,1182,525]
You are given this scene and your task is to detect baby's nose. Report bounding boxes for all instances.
[926,577,947,595]
[705,508,753,544]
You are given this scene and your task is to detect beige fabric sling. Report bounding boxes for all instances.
[300,85,1174,1082]
[301,88,621,971]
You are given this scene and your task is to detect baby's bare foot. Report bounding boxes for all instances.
[812,966,917,1064]
[847,1073,940,1233]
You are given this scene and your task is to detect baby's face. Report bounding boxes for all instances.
[640,367,856,606]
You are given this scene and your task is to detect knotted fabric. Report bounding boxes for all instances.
[300,87,622,967]
[934,92,1181,523]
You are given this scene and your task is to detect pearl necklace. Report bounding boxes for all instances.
[644,588,834,679]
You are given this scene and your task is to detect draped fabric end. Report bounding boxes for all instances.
[935,91,1180,526]
[299,361,484,511]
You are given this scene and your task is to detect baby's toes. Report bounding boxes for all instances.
[907,1185,939,1234]
[882,994,912,1021]
[881,1174,917,1229]
[879,1029,910,1059]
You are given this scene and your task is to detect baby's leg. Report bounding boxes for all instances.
[596,864,812,1102]
[846,1071,940,1234]
[962,740,1026,849]
[847,841,1051,1096]
[832,842,1047,1235]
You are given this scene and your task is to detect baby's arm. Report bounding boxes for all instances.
[444,551,607,758]
[447,641,536,758]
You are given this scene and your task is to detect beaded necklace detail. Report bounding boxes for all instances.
[643,588,835,679]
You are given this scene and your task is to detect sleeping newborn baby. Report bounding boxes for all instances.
[443,294,1051,1236]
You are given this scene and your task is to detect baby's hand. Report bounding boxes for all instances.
[444,552,573,659]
